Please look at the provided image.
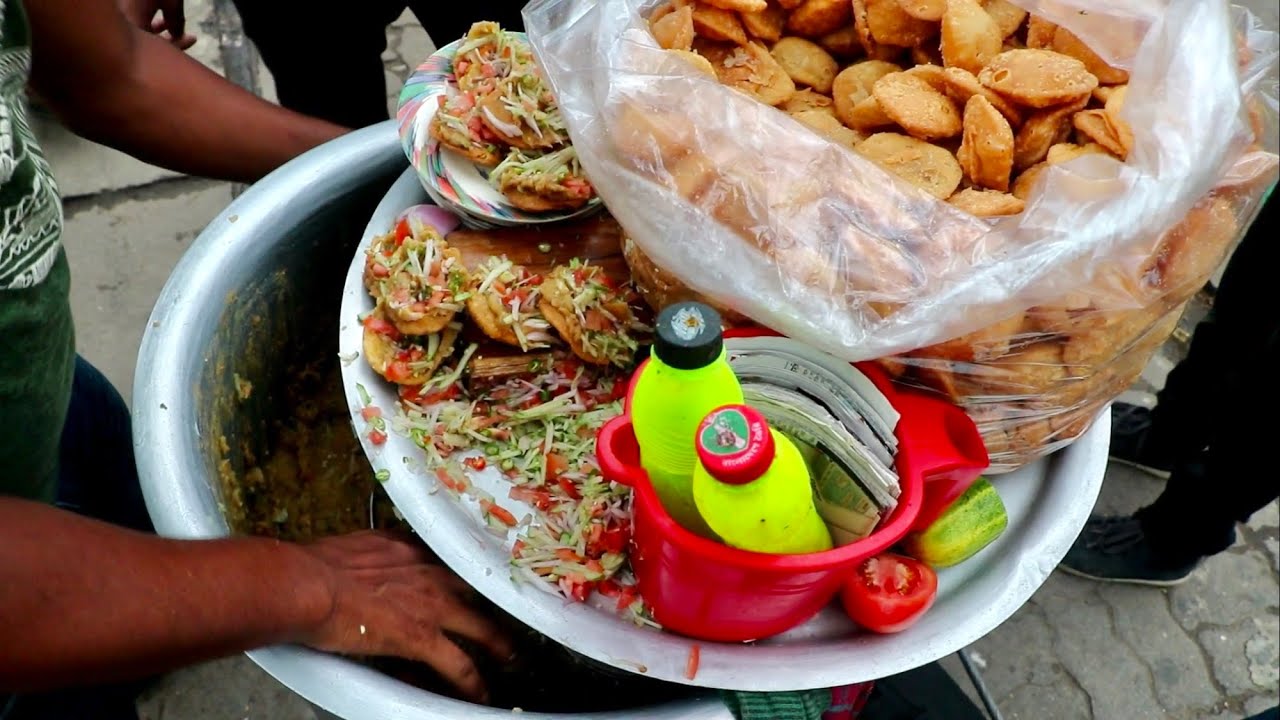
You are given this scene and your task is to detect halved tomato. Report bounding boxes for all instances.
[841,553,938,634]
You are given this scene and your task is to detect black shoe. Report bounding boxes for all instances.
[1109,404,1173,478]
[1058,515,1198,587]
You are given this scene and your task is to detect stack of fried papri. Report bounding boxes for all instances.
[646,0,1141,214]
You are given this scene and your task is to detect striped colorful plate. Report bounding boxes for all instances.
[395,34,603,228]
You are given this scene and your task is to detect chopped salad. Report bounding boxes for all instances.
[375,357,654,626]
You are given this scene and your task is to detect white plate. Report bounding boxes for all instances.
[394,34,604,228]
[338,168,1111,691]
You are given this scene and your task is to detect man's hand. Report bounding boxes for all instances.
[27,0,347,182]
[0,502,507,698]
[298,531,512,703]
[117,0,195,50]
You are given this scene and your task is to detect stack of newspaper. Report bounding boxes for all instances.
[726,337,902,545]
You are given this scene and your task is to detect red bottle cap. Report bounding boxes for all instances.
[695,405,775,485]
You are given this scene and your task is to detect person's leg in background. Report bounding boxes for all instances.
[1107,198,1270,477]
[232,0,408,129]
[54,356,152,533]
[5,357,151,720]
[1063,193,1279,585]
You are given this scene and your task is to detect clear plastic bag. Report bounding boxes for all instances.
[525,0,1279,471]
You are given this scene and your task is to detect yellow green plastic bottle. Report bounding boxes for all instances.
[631,301,743,538]
[692,405,834,555]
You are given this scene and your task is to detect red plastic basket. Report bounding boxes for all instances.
[595,329,989,642]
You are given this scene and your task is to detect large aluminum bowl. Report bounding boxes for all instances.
[132,122,729,720]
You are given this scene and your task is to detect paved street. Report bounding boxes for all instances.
[31,1,1279,718]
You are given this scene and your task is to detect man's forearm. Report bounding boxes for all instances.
[0,499,333,692]
[34,29,347,183]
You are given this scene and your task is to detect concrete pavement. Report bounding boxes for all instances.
[33,1,1279,718]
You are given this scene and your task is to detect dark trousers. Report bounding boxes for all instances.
[1137,193,1279,563]
[1,357,149,720]
[232,0,528,129]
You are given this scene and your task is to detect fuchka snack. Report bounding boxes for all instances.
[430,22,598,213]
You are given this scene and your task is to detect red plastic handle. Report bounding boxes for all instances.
[892,391,989,531]
[597,416,647,488]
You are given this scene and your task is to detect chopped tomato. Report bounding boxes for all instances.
[434,467,469,493]
[480,499,518,527]
[607,380,629,403]
[842,553,938,634]
[597,579,622,597]
[555,548,584,563]
[583,309,612,332]
[370,263,390,278]
[509,486,554,511]
[545,452,570,478]
[492,280,508,296]
[455,59,471,75]
[481,63,498,78]
[463,456,487,471]
[597,524,629,554]
[554,357,581,376]
[360,406,382,421]
[368,429,387,446]
[454,91,476,112]
[555,475,581,500]
[362,314,401,340]
[394,219,412,245]
[564,178,593,196]
[504,287,531,306]
[560,574,595,603]
[572,268,586,285]
[410,301,429,314]
[615,585,639,612]
[402,383,460,405]
[511,539,526,558]
[685,645,701,680]
[398,384,426,403]
[385,361,413,383]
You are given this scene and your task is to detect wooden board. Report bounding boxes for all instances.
[446,214,627,277]
[444,215,635,383]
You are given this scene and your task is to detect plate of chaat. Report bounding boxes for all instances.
[395,22,602,228]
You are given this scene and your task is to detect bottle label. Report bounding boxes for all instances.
[700,407,753,457]
[697,406,775,486]
[670,304,709,342]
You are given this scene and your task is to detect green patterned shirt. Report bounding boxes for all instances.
[0,0,76,503]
